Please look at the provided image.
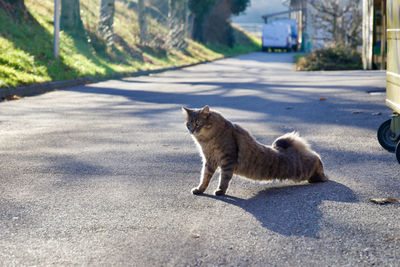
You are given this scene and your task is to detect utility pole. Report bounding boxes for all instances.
[53,0,61,59]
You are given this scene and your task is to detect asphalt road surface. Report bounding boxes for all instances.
[1,53,399,266]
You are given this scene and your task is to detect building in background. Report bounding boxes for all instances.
[284,0,315,52]
[362,0,387,70]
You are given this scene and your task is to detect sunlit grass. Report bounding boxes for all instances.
[0,0,260,88]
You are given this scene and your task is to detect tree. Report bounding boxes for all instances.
[167,0,188,49]
[61,0,84,34]
[202,0,233,46]
[310,0,362,48]
[138,0,148,44]
[188,0,216,42]
[343,0,362,49]
[228,0,250,15]
[189,0,249,44]
[98,0,115,46]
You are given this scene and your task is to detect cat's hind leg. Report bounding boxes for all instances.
[308,159,328,183]
[192,163,216,195]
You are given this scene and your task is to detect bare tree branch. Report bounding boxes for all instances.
[310,0,361,48]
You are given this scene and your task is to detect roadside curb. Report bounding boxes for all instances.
[0,59,214,100]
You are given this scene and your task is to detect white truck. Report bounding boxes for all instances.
[262,19,298,52]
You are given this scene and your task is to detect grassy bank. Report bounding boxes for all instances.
[295,46,362,71]
[0,0,260,89]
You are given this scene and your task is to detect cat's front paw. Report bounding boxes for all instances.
[214,189,226,196]
[191,187,204,195]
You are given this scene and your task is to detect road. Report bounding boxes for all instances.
[0,52,399,266]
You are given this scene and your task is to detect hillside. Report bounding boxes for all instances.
[0,0,260,89]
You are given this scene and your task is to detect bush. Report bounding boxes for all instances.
[296,46,362,71]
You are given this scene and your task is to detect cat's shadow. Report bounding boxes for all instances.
[199,180,358,239]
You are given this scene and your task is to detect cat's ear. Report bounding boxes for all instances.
[201,105,210,116]
[182,106,192,114]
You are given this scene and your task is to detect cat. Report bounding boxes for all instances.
[183,105,327,196]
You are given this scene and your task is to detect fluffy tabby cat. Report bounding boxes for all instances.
[183,105,327,196]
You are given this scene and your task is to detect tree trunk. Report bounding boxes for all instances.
[167,0,187,49]
[184,0,191,38]
[0,0,30,21]
[192,14,205,42]
[61,0,84,34]
[332,15,338,44]
[98,0,115,46]
[138,0,148,44]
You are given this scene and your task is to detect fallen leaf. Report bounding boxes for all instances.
[369,197,399,205]
[384,236,400,242]
[190,234,200,239]
[3,95,21,101]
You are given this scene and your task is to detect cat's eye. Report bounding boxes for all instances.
[195,120,201,126]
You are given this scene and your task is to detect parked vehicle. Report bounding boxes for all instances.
[277,18,298,50]
[377,0,400,163]
[261,19,298,52]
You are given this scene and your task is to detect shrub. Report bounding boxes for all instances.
[296,46,362,71]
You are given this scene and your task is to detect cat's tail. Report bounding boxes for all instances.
[272,131,311,152]
[273,132,328,183]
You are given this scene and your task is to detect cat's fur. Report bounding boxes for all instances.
[183,105,327,196]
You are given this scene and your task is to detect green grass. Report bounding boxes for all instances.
[206,26,261,56]
[0,0,260,89]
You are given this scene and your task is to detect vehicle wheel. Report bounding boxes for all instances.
[377,119,399,152]
[396,141,400,164]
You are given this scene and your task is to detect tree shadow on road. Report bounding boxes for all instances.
[66,72,387,132]
[199,180,358,239]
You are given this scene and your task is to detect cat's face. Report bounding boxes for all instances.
[182,106,211,137]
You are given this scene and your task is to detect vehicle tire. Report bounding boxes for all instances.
[377,119,399,152]
[396,141,400,164]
